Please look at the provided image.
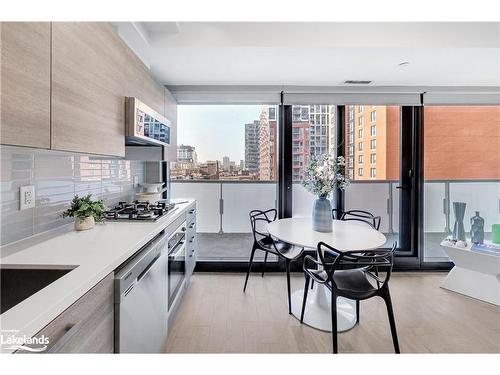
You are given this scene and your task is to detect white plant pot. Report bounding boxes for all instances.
[75,216,95,231]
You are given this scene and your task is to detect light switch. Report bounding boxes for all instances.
[133,175,139,188]
[20,185,35,210]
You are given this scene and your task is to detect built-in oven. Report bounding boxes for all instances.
[167,222,186,310]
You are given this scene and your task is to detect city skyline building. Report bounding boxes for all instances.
[345,105,399,181]
[222,156,230,171]
[244,120,260,174]
[172,105,499,183]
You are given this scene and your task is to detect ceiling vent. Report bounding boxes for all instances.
[344,80,372,85]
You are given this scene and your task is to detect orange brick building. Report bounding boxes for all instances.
[346,105,500,181]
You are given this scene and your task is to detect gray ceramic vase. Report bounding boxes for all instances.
[452,201,466,241]
[470,211,485,244]
[312,195,333,232]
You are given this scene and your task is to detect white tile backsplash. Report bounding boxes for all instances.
[0,146,145,245]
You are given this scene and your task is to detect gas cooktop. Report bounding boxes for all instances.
[104,201,176,221]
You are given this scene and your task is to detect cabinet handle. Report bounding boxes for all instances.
[47,321,83,353]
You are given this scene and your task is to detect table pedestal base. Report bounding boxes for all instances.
[290,283,357,332]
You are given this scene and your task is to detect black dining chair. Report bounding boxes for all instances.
[300,241,400,354]
[341,209,381,230]
[243,209,304,314]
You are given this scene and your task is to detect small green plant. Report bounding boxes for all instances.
[62,194,107,222]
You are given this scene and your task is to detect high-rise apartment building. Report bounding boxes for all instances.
[177,144,197,164]
[290,105,335,181]
[245,120,260,173]
[258,106,278,181]
[175,144,198,170]
[345,105,399,181]
[222,156,230,171]
[253,105,336,182]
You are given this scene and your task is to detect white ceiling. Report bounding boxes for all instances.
[114,22,500,87]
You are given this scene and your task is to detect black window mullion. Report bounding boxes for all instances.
[335,106,345,213]
[278,104,293,219]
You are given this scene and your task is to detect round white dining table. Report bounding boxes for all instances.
[267,217,387,332]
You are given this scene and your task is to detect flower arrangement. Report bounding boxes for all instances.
[301,154,349,197]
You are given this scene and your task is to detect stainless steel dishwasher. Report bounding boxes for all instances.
[114,231,169,353]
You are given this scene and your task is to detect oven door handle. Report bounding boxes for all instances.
[168,241,185,259]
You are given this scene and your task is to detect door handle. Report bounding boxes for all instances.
[137,254,161,281]
[47,321,84,353]
[395,185,409,189]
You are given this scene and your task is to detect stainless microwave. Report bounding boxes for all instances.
[125,97,171,147]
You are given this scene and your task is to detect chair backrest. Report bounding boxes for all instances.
[249,209,277,243]
[317,241,396,289]
[342,209,381,230]
[332,208,346,220]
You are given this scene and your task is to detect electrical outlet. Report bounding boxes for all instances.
[20,185,35,210]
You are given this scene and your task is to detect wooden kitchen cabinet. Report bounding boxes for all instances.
[51,23,126,157]
[122,46,165,116]
[1,22,176,157]
[28,273,114,354]
[0,22,51,148]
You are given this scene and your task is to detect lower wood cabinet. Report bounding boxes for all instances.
[27,273,114,354]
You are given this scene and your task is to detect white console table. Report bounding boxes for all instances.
[440,240,500,306]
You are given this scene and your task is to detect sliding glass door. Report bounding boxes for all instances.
[286,103,416,255]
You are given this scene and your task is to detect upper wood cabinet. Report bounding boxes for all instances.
[0,22,51,148]
[1,22,175,157]
[122,46,165,117]
[51,23,126,157]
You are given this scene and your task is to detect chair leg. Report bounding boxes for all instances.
[330,290,338,354]
[310,279,314,289]
[374,266,381,289]
[285,259,292,314]
[382,290,400,354]
[300,274,310,323]
[356,300,360,324]
[243,245,257,292]
[261,252,268,277]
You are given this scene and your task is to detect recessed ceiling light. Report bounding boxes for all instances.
[398,61,410,66]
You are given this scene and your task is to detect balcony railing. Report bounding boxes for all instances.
[171,179,500,261]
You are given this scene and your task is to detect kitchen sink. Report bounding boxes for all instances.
[0,267,77,314]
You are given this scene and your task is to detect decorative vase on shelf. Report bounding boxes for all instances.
[452,202,466,241]
[75,216,95,231]
[312,195,333,233]
[470,211,485,244]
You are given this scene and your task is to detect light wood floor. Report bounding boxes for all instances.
[165,272,500,353]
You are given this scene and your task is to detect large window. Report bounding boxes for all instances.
[423,106,500,262]
[172,105,278,182]
[170,105,278,261]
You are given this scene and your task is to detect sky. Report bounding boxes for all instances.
[177,105,263,162]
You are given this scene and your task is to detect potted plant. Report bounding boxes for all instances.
[62,194,107,231]
[302,154,349,232]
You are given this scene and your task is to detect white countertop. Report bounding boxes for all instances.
[0,199,195,353]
